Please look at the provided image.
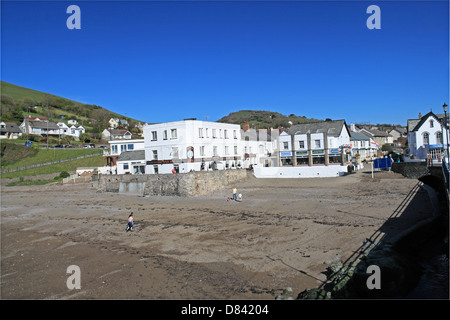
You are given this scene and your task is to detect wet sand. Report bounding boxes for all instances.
[0,166,432,299]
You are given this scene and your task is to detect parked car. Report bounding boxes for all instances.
[84,145,91,148]
[54,144,64,148]
[99,145,107,149]
[65,144,73,148]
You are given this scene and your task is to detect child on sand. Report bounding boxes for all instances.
[125,212,134,232]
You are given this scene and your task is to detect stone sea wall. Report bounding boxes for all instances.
[93,169,252,197]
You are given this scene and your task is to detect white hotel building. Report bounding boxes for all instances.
[143,119,244,174]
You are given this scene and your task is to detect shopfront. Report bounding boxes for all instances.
[295,150,309,165]
[280,151,293,166]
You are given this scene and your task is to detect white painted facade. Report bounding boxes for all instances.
[143,120,243,174]
[278,123,351,166]
[254,164,348,178]
[407,112,449,161]
[106,139,145,156]
[240,128,279,168]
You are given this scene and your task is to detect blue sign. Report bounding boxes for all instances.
[374,158,392,169]
[281,152,292,157]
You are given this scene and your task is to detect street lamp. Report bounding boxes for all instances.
[443,102,449,189]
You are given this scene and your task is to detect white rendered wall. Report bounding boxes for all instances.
[253,165,348,178]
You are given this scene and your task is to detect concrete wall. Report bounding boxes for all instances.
[93,169,251,197]
[253,165,349,178]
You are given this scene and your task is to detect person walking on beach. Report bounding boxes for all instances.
[126,212,134,232]
[232,187,237,201]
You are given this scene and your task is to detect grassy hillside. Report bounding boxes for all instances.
[1,155,104,179]
[217,110,323,129]
[1,81,53,102]
[0,140,104,179]
[0,141,38,167]
[0,81,143,139]
[1,145,101,171]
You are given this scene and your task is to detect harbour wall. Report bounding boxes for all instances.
[92,169,252,197]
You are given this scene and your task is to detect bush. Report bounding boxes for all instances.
[59,171,70,178]
[381,143,393,153]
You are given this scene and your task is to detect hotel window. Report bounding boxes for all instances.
[112,145,118,154]
[315,140,321,148]
[151,131,157,141]
[123,163,129,170]
[199,128,204,138]
[219,129,222,138]
[234,146,238,154]
[200,146,205,156]
[283,142,289,150]
[152,150,158,160]
[205,128,209,138]
[153,165,158,174]
[121,144,126,152]
[225,146,229,155]
[213,146,218,156]
[212,129,217,138]
[127,144,134,150]
[430,120,434,128]
[224,130,228,139]
[171,129,177,139]
[233,130,237,139]
[299,141,305,149]
[172,147,179,159]
[163,130,168,140]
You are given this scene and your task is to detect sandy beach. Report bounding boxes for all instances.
[0,165,432,300]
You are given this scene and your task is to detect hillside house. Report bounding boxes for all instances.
[102,129,132,140]
[57,122,86,139]
[108,118,120,128]
[0,122,22,139]
[19,117,60,137]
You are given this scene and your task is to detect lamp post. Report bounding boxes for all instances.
[443,102,449,189]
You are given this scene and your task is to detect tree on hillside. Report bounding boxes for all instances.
[1,94,24,124]
[79,133,91,143]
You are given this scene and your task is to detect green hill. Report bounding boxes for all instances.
[0,140,38,167]
[217,110,323,129]
[0,81,143,139]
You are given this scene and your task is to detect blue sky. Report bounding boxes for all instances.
[1,0,449,126]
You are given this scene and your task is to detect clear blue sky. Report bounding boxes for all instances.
[1,0,449,126]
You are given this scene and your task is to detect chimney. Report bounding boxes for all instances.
[419,112,422,119]
[242,121,249,132]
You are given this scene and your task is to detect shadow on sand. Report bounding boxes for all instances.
[297,179,449,299]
